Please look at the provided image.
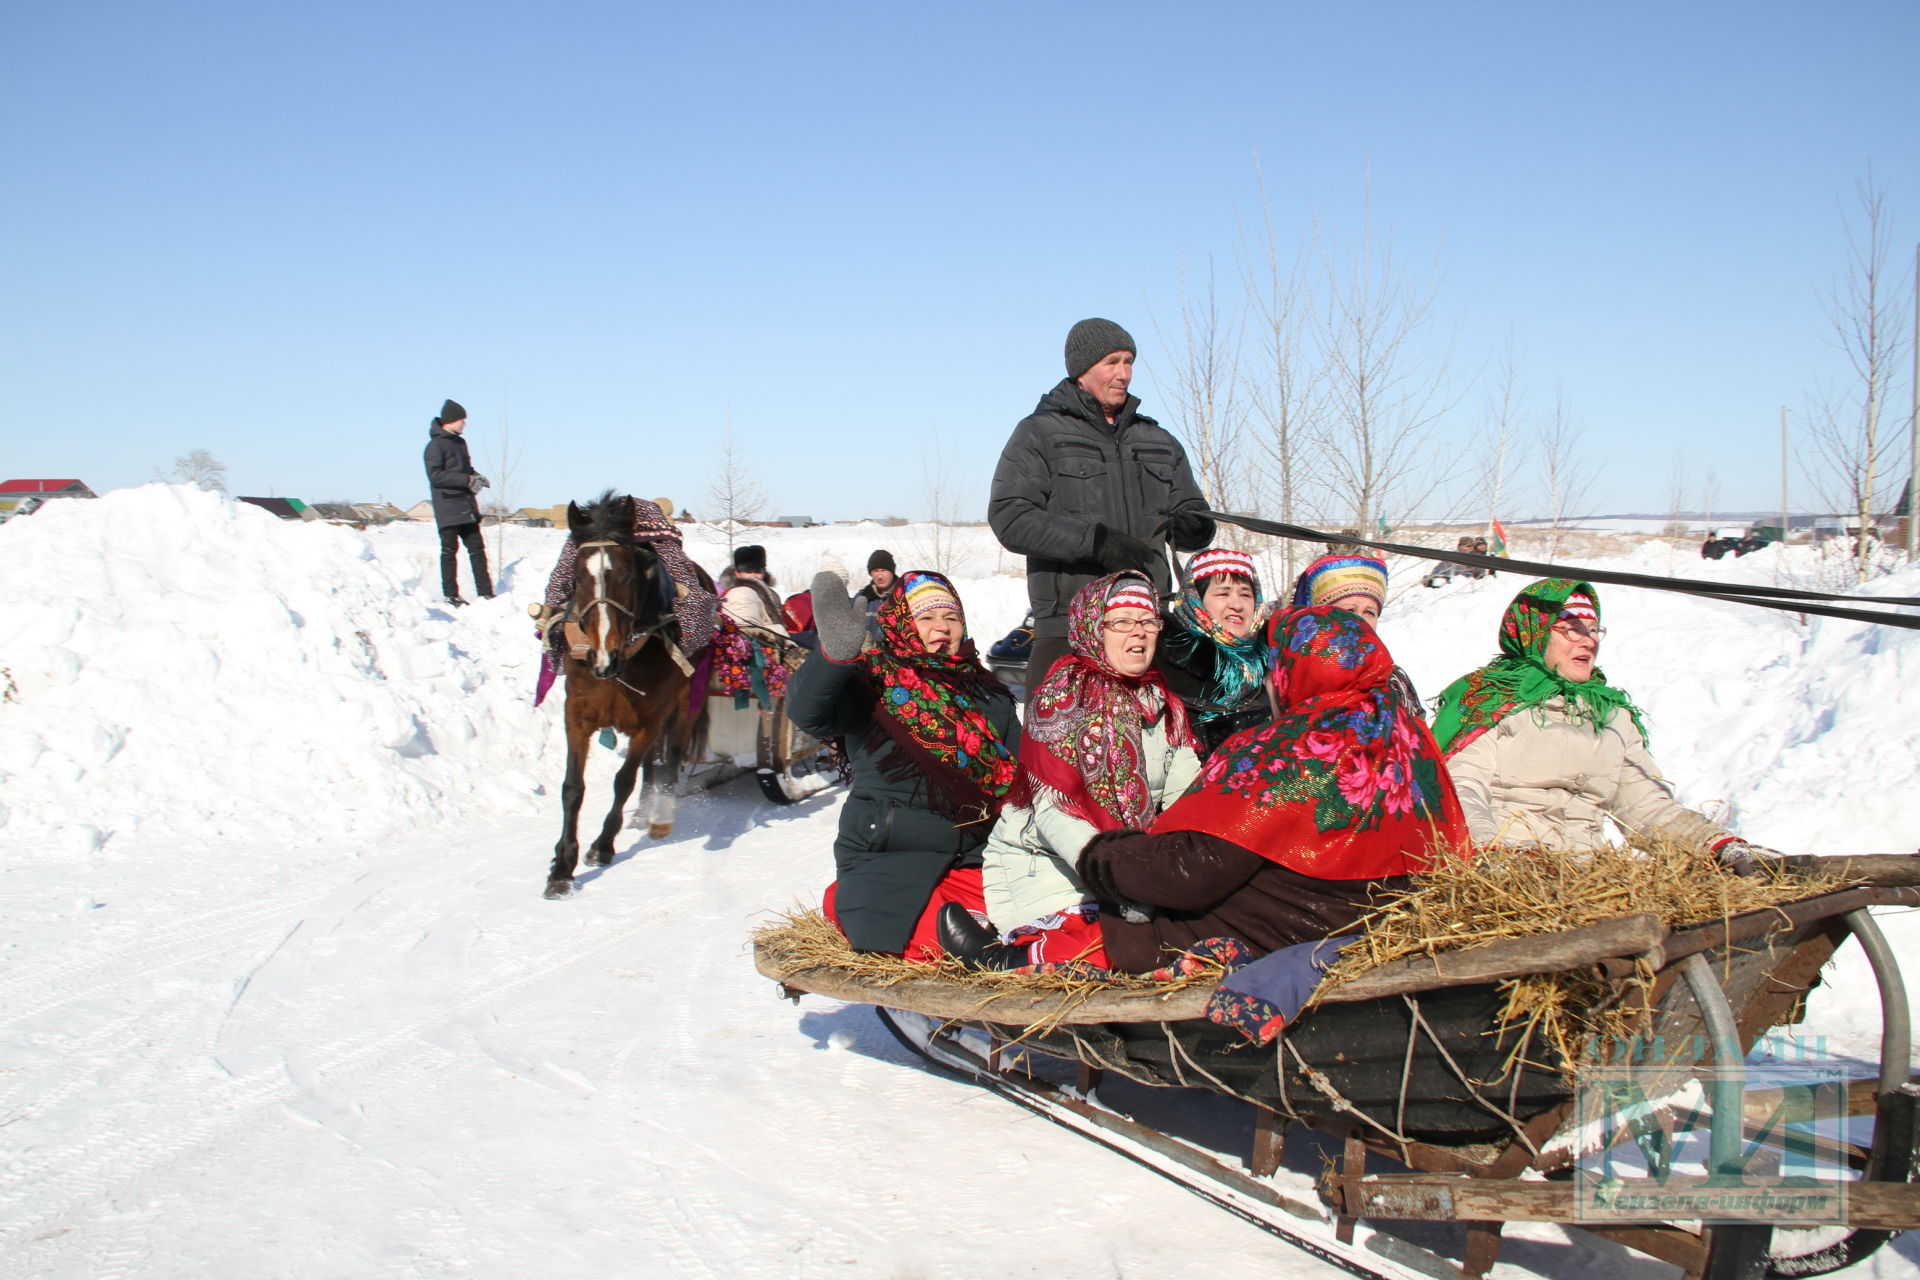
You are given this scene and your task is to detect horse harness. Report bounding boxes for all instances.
[561,539,681,692]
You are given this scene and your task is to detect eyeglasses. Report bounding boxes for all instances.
[1102,617,1165,634]
[1550,621,1606,643]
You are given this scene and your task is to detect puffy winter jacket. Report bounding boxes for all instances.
[788,651,1021,953]
[423,425,480,528]
[989,379,1213,638]
[978,715,1202,932]
[1446,697,1733,851]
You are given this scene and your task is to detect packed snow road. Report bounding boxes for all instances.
[2,790,1372,1280]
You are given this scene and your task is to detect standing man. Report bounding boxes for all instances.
[423,398,493,606]
[854,549,897,635]
[989,318,1214,687]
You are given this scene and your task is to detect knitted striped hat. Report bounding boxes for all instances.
[1104,575,1158,615]
[900,571,961,620]
[1186,547,1256,584]
[1294,554,1388,610]
[1559,591,1599,625]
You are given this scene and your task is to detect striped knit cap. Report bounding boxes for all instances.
[1186,547,1257,585]
[1559,591,1599,625]
[1104,578,1159,615]
[900,570,962,620]
[1293,554,1388,610]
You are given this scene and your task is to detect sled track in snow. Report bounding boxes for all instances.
[0,891,653,1274]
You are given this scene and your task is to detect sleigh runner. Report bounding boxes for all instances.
[754,858,1920,1280]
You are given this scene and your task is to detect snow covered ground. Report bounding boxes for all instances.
[1,485,1916,1279]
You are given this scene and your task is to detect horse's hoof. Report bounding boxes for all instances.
[648,822,674,839]
[543,880,575,899]
[585,849,613,868]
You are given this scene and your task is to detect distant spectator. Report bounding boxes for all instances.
[720,545,787,637]
[855,550,898,634]
[422,398,493,606]
[783,589,818,651]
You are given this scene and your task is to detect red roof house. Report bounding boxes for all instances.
[0,479,96,498]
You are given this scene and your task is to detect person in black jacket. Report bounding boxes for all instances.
[790,568,1020,958]
[989,317,1215,689]
[421,399,493,605]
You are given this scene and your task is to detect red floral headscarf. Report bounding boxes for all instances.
[856,570,1017,821]
[1008,572,1198,831]
[1152,607,1467,880]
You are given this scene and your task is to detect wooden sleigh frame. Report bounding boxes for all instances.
[755,869,1920,1280]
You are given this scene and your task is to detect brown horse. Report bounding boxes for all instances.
[545,492,704,899]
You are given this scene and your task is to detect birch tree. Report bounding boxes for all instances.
[1802,171,1910,582]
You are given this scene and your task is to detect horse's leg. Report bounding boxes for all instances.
[547,720,592,898]
[587,733,647,867]
[643,718,683,840]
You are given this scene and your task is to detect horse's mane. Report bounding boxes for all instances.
[576,490,639,546]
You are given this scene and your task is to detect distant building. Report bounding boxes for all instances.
[0,478,95,522]
[771,515,817,527]
[353,503,408,524]
[304,503,366,525]
[236,496,303,520]
[404,500,437,522]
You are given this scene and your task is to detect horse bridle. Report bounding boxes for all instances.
[563,539,669,670]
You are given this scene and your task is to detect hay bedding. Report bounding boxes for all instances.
[751,845,1849,1066]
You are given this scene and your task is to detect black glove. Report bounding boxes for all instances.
[1166,509,1214,551]
[1076,828,1145,904]
[1092,525,1157,574]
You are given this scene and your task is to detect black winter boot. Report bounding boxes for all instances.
[936,904,1030,972]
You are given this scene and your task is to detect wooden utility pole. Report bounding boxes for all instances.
[1909,243,1918,559]
[1781,405,1790,552]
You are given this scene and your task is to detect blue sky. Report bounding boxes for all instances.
[3,1,1915,522]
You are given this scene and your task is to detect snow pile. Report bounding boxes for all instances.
[0,485,569,850]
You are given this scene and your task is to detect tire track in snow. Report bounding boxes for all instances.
[0,849,641,1273]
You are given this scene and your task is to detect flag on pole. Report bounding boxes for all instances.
[1490,519,1509,556]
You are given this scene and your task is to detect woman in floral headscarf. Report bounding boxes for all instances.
[1156,547,1274,757]
[1431,579,1774,866]
[790,569,1021,959]
[1070,606,1468,972]
[939,572,1204,969]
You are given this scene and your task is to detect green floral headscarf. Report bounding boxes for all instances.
[1429,578,1647,756]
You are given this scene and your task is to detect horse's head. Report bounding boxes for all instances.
[565,492,668,679]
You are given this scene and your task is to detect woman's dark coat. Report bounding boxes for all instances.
[788,651,1021,953]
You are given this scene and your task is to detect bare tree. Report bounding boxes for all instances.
[1699,468,1721,536]
[482,414,524,571]
[1801,170,1911,582]
[1307,185,1459,537]
[1537,391,1595,561]
[1237,159,1326,587]
[169,449,229,493]
[1475,345,1528,541]
[907,443,967,575]
[1151,253,1246,539]
[704,420,768,546]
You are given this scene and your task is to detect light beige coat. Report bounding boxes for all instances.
[980,717,1202,932]
[1446,696,1732,851]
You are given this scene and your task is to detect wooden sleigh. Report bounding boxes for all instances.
[754,856,1920,1280]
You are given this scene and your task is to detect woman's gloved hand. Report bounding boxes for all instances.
[1716,838,1784,876]
[1076,828,1146,904]
[809,570,865,663]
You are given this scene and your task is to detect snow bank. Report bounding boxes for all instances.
[0,485,568,850]
[2,487,1913,865]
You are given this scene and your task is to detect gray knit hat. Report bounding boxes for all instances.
[1064,318,1136,381]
